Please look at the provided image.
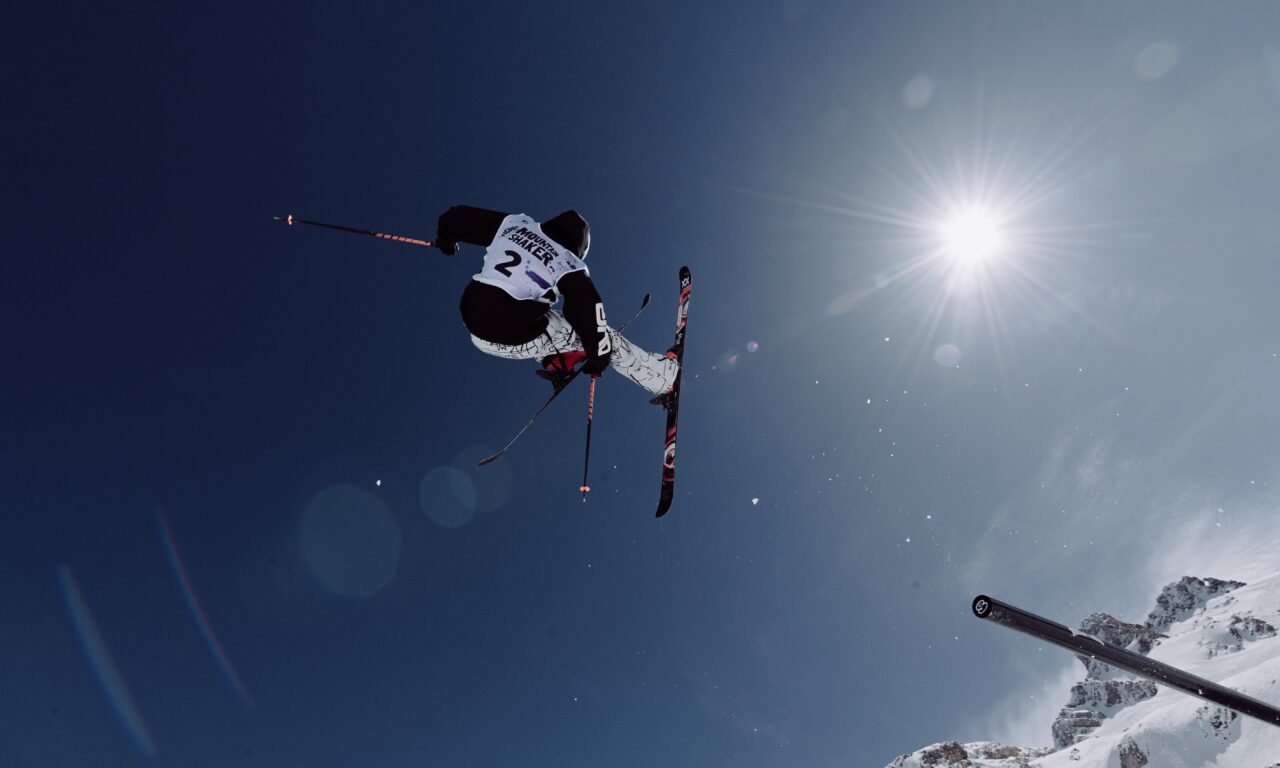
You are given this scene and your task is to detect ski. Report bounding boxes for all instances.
[655,266,691,518]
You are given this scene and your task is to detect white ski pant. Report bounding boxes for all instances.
[471,310,677,395]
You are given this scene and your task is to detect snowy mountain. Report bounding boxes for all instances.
[886,575,1280,767]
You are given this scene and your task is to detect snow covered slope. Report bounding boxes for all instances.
[886,575,1280,767]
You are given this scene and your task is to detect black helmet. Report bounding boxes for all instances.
[542,210,590,260]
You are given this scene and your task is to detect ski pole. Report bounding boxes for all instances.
[972,594,1280,729]
[580,376,597,502]
[274,214,434,248]
[478,293,651,467]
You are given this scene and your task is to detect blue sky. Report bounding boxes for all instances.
[6,1,1280,765]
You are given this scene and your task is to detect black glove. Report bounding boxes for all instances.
[581,353,611,378]
[435,238,458,256]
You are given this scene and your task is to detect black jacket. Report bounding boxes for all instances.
[438,205,609,368]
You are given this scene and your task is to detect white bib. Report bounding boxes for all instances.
[473,214,589,301]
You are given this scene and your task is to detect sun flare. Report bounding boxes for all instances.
[940,208,1005,267]
[809,80,1104,391]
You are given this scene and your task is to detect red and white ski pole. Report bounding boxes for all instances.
[274,214,434,248]
[580,376,597,502]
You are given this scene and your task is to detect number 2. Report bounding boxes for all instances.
[495,250,522,276]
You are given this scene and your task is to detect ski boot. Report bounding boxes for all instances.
[536,350,587,391]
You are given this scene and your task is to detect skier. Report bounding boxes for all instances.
[433,205,678,400]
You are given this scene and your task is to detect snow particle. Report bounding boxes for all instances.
[751,498,760,506]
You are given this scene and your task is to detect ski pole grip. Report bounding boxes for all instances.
[972,595,1073,636]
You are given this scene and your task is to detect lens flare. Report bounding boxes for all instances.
[419,466,478,528]
[902,73,936,109]
[59,565,157,755]
[300,485,401,597]
[933,343,962,367]
[158,510,254,707]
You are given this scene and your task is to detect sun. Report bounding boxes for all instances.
[806,79,1106,390]
[940,207,1006,267]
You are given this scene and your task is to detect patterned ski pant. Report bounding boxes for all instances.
[470,310,677,395]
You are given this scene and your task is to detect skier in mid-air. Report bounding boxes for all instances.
[433,205,678,401]
[275,204,690,513]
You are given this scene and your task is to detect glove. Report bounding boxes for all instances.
[435,238,458,256]
[581,353,611,378]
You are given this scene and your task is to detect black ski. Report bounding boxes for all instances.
[655,266,691,518]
